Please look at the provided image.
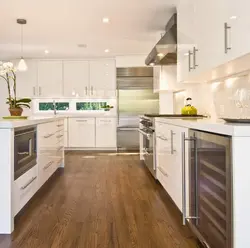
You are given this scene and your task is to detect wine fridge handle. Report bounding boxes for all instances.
[182,132,187,225]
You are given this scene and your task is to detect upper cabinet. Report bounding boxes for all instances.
[177,0,250,83]
[15,60,38,98]
[89,60,116,97]
[37,61,63,97]
[63,61,89,97]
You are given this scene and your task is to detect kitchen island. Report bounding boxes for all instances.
[0,116,65,234]
[154,117,250,248]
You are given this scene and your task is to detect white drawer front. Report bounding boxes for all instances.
[13,165,38,216]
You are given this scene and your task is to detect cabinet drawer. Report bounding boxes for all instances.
[13,165,38,216]
[155,122,170,139]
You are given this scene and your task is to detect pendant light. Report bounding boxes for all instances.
[17,19,28,71]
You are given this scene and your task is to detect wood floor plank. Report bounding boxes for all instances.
[0,152,198,248]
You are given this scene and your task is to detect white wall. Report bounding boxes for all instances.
[115,55,147,67]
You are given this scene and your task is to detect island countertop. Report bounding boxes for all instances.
[155,117,250,137]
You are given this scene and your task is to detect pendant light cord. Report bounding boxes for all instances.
[20,24,23,57]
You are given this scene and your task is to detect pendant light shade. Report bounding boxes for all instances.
[18,57,28,71]
[17,19,28,71]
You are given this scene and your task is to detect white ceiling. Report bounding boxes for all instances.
[0,0,177,59]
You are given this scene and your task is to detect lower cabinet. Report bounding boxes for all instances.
[68,117,117,149]
[155,120,189,212]
[96,118,116,148]
[68,118,95,148]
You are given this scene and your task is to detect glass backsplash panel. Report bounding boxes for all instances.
[76,102,107,111]
[39,102,69,111]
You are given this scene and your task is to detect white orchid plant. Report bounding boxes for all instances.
[0,61,31,110]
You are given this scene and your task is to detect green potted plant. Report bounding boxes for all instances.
[0,61,31,116]
[101,104,114,111]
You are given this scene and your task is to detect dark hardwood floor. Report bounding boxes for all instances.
[0,152,199,248]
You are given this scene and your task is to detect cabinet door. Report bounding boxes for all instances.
[63,61,89,97]
[68,118,95,147]
[14,60,38,98]
[96,118,117,148]
[89,60,116,96]
[227,0,250,61]
[37,61,63,97]
[177,0,198,83]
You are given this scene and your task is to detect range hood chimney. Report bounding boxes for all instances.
[145,13,177,66]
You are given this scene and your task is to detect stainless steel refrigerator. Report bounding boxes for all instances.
[117,67,159,151]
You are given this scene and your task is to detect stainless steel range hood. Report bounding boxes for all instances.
[145,13,177,66]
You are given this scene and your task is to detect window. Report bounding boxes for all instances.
[76,102,107,111]
[39,102,69,111]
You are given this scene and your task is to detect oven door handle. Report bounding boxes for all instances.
[15,130,36,137]
[138,129,152,138]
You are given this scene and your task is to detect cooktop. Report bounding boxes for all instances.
[144,114,206,118]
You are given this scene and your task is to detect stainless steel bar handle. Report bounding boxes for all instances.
[56,134,63,139]
[138,129,150,137]
[15,130,36,137]
[156,135,168,141]
[224,22,231,54]
[57,124,63,127]
[171,130,176,154]
[57,146,64,152]
[43,161,53,170]
[182,132,187,225]
[85,86,88,95]
[21,176,37,190]
[158,167,168,177]
[39,86,42,96]
[91,86,93,95]
[44,133,54,139]
[188,50,193,72]
[33,87,36,96]
[76,120,88,122]
[193,47,198,68]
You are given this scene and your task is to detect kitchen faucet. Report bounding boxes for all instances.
[53,100,57,116]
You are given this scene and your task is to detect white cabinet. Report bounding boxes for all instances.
[155,120,189,212]
[178,0,250,83]
[96,118,116,148]
[68,118,95,147]
[37,61,63,97]
[153,66,161,92]
[89,60,116,96]
[15,60,38,98]
[63,61,89,97]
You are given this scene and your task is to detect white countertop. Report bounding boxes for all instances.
[0,114,117,129]
[155,117,250,136]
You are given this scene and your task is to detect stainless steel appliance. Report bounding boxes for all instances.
[182,130,232,248]
[14,126,37,180]
[139,116,156,178]
[117,67,159,151]
[145,13,177,66]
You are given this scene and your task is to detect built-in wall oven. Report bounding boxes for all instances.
[139,117,156,178]
[14,126,37,180]
[182,130,232,248]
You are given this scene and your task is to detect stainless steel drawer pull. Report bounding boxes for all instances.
[158,167,168,177]
[56,135,63,139]
[21,176,37,190]
[193,47,198,68]
[188,50,194,71]
[43,161,53,170]
[156,135,168,141]
[57,146,64,152]
[44,133,54,139]
[57,124,63,127]
[76,120,88,122]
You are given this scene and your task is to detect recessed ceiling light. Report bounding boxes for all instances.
[184,52,189,56]
[44,50,50,54]
[78,44,87,48]
[105,49,109,53]
[149,62,155,66]
[157,53,164,57]
[230,16,237,20]
[103,17,110,23]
